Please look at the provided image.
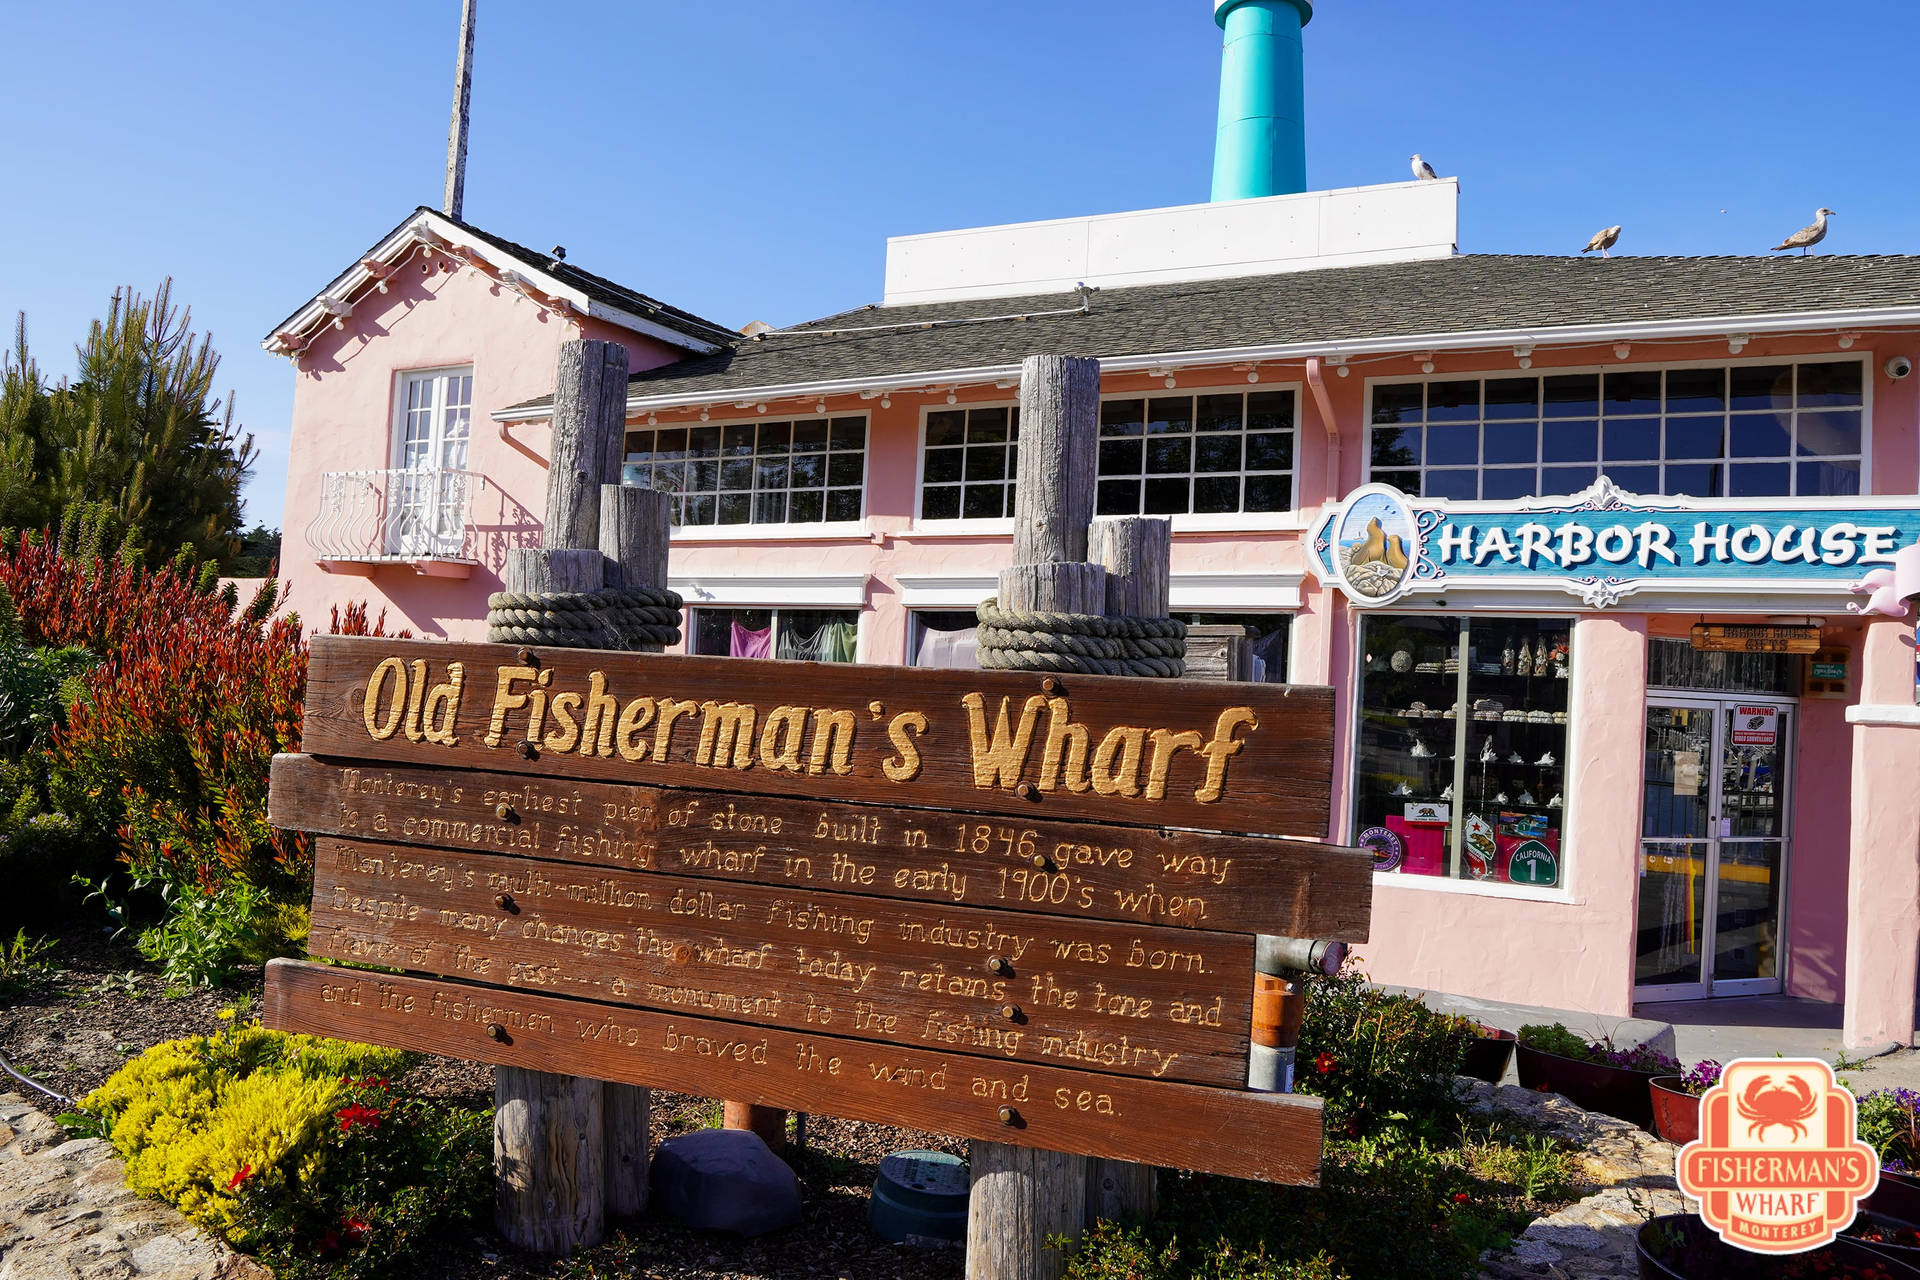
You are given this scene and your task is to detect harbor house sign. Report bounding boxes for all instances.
[1311,477,1920,609]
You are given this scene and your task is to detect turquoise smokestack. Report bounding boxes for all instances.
[1210,0,1312,201]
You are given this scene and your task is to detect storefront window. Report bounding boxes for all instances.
[1354,615,1572,889]
[1174,613,1290,682]
[690,608,859,661]
[1647,638,1800,695]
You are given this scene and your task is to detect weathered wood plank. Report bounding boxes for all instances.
[263,960,1323,1186]
[967,1142,1085,1280]
[268,755,1372,940]
[306,836,1253,1086]
[1087,518,1171,620]
[545,340,630,551]
[494,1066,603,1252]
[299,636,1336,840]
[1011,354,1100,567]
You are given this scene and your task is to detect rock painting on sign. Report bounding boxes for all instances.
[1338,491,1416,600]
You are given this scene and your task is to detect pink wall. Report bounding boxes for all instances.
[279,243,683,639]
[1843,618,1920,1049]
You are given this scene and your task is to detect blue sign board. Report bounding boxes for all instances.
[1309,476,1920,608]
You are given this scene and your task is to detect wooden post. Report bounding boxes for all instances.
[494,1065,605,1254]
[603,1082,651,1219]
[722,1100,789,1151]
[494,339,631,1254]
[969,353,1102,1280]
[1081,516,1171,1228]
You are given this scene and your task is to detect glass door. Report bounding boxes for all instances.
[1636,697,1792,1000]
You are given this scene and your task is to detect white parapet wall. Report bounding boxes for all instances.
[882,178,1459,307]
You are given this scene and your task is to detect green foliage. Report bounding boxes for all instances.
[0,283,256,569]
[1063,1219,1348,1280]
[132,878,271,991]
[0,927,55,995]
[226,525,281,579]
[0,637,96,754]
[81,1022,481,1280]
[1294,962,1469,1139]
[1516,1023,1594,1060]
[1857,1088,1920,1171]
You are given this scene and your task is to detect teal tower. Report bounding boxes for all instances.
[1210,0,1312,201]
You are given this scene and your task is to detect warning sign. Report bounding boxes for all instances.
[1731,705,1778,747]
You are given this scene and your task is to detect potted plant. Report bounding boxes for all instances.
[1456,1020,1517,1084]
[1861,1088,1920,1225]
[1515,1023,1678,1130]
[1637,1211,1920,1279]
[1647,1059,1721,1145]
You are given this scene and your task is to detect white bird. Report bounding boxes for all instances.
[1772,208,1835,256]
[1583,225,1622,258]
[1411,153,1439,181]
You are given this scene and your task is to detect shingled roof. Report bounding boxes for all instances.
[495,253,1920,416]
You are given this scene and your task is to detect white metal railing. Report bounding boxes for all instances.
[307,468,481,563]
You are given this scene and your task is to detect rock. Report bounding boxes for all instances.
[650,1128,802,1237]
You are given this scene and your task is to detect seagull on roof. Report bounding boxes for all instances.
[1583,225,1622,258]
[1411,154,1440,181]
[1772,208,1835,256]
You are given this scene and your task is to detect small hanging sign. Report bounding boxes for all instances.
[1690,624,1821,654]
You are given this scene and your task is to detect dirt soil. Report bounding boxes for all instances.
[0,928,969,1280]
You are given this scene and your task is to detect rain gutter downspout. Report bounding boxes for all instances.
[1305,355,1340,497]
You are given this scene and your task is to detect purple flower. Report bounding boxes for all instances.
[1681,1060,1723,1094]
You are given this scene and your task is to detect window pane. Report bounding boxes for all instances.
[1425,424,1478,466]
[1602,418,1659,463]
[788,490,823,522]
[965,446,1007,482]
[1245,432,1293,471]
[1796,410,1862,457]
[1101,400,1144,437]
[967,408,1009,445]
[653,462,683,494]
[1544,374,1599,418]
[826,489,861,521]
[1604,371,1661,415]
[1665,368,1726,413]
[684,493,716,525]
[1427,381,1481,422]
[722,424,755,455]
[1146,437,1191,474]
[622,462,650,488]
[688,426,721,457]
[1425,469,1478,500]
[1663,463,1722,497]
[1144,477,1188,514]
[1609,465,1659,493]
[754,490,787,523]
[755,458,789,491]
[1372,383,1423,425]
[1484,378,1539,419]
[757,421,790,454]
[1099,439,1143,475]
[830,418,866,450]
[924,448,963,484]
[789,454,824,487]
[1481,468,1537,500]
[1730,365,1792,411]
[656,428,688,459]
[1798,460,1860,496]
[1729,413,1791,457]
[1372,426,1421,468]
[688,460,718,492]
[1197,394,1243,432]
[1796,361,1864,407]
[791,419,828,451]
[926,410,966,447]
[1729,463,1791,497]
[720,458,753,491]
[1244,475,1290,511]
[718,492,751,524]
[1542,465,1598,493]
[1196,435,1243,472]
[1147,397,1192,435]
[827,452,863,486]
[1247,391,1294,432]
[1483,421,1538,465]
[963,485,1002,519]
[921,486,961,520]
[1374,469,1420,494]
[1665,418,1724,460]
[1097,478,1139,515]
[1194,475,1240,512]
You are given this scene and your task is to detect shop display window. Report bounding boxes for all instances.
[690,608,859,662]
[1354,615,1572,890]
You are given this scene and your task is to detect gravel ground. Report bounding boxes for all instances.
[0,928,968,1280]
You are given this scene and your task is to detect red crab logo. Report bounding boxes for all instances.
[1737,1074,1819,1143]
[1678,1058,1878,1255]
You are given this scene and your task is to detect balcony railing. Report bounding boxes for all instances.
[308,468,481,569]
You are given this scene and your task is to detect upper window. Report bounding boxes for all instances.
[688,608,858,662]
[388,368,474,558]
[624,417,867,528]
[919,389,1298,521]
[395,368,472,472]
[1368,361,1864,501]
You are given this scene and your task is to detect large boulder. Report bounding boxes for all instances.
[650,1128,802,1236]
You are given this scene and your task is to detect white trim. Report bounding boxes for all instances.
[895,575,999,608]
[486,311,1920,420]
[268,210,724,357]
[670,523,869,545]
[893,571,1306,611]
[1846,703,1920,727]
[1370,871,1579,905]
[670,575,869,608]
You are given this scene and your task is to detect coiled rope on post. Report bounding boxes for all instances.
[974,601,1187,678]
[486,586,683,651]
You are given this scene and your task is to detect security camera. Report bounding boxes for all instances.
[1888,356,1914,380]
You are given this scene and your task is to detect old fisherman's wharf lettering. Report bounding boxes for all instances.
[303,636,1335,836]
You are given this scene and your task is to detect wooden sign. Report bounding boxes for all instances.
[1689,624,1821,655]
[267,636,1368,1187]
[298,636,1335,839]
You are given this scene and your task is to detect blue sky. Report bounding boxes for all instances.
[3,0,1915,531]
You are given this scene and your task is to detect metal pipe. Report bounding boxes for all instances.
[1255,934,1346,976]
[1211,0,1314,201]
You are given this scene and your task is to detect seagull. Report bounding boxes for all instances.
[1583,225,1622,258]
[1411,153,1439,181]
[1772,208,1835,256]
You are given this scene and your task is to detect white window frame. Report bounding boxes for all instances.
[624,412,870,541]
[912,381,1307,534]
[1360,354,1874,502]
[387,365,474,558]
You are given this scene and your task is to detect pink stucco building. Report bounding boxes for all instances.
[264,11,1920,1055]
